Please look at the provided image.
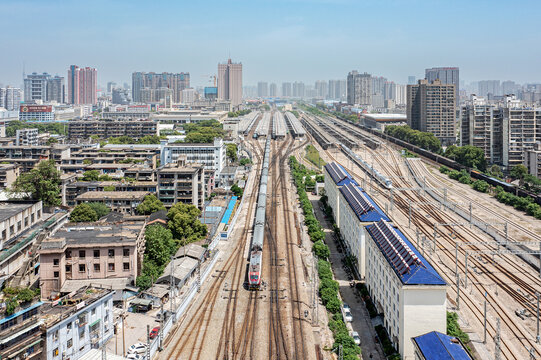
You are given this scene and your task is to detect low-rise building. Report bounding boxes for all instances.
[525,142,541,179]
[15,128,39,146]
[160,137,226,174]
[323,162,357,227]
[217,166,239,188]
[361,113,407,132]
[65,181,157,206]
[40,286,114,360]
[67,119,157,140]
[39,220,145,299]
[0,164,20,189]
[75,191,149,214]
[364,220,447,359]
[338,183,389,279]
[0,201,43,250]
[157,161,205,209]
[412,331,473,360]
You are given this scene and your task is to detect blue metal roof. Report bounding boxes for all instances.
[324,162,357,186]
[365,220,446,286]
[221,196,238,224]
[340,183,389,222]
[413,331,472,360]
[0,301,43,325]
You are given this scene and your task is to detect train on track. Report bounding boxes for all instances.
[248,137,271,289]
[340,144,393,189]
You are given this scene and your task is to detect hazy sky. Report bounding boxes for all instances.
[1,0,540,88]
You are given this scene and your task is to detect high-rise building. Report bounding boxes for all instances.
[269,83,277,97]
[425,67,459,102]
[0,87,23,111]
[217,59,242,106]
[181,88,197,104]
[407,79,456,146]
[292,82,305,98]
[112,88,130,105]
[502,81,519,95]
[395,84,407,105]
[315,80,328,99]
[23,73,65,103]
[257,82,268,98]
[107,81,117,94]
[346,71,372,106]
[132,72,190,104]
[478,80,501,97]
[282,82,292,97]
[68,65,97,105]
[408,76,416,85]
[372,76,387,97]
[383,81,396,101]
[328,80,346,101]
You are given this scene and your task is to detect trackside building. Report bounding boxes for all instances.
[412,331,473,360]
[323,162,356,227]
[338,182,389,279]
[365,220,447,359]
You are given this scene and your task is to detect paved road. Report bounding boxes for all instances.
[310,195,385,360]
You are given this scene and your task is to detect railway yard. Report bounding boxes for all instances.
[158,109,541,360]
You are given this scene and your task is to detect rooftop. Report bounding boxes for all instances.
[324,162,357,186]
[76,191,150,201]
[340,183,389,222]
[0,202,37,223]
[174,243,206,260]
[362,114,407,121]
[365,220,446,286]
[412,331,472,360]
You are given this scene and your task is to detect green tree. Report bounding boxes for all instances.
[510,164,528,180]
[136,194,166,215]
[137,135,161,144]
[144,225,175,267]
[313,240,330,259]
[226,143,238,162]
[107,136,134,144]
[167,203,207,245]
[10,159,61,206]
[70,203,98,222]
[472,180,489,193]
[103,185,115,191]
[488,164,503,178]
[87,202,110,218]
[83,159,92,165]
[239,158,251,166]
[81,170,100,181]
[46,137,58,145]
[231,183,243,197]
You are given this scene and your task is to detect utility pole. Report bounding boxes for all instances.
[465,252,469,289]
[170,255,175,319]
[455,242,459,277]
[537,292,540,343]
[146,324,151,360]
[495,318,501,360]
[197,259,202,293]
[484,292,487,343]
[443,187,447,209]
[469,202,472,227]
[408,203,412,228]
[122,303,126,357]
[159,302,164,351]
[456,273,460,310]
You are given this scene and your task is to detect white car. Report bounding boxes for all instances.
[351,331,361,346]
[344,310,353,322]
[127,354,144,360]
[127,342,147,355]
[342,302,351,313]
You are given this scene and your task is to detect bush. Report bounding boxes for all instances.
[447,311,470,344]
[472,180,489,193]
[458,175,472,184]
[325,297,342,313]
[319,278,339,293]
[313,240,330,259]
[70,203,98,222]
[439,165,450,174]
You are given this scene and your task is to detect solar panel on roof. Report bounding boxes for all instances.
[326,163,349,184]
[341,183,375,217]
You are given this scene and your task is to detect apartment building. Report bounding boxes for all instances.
[525,143,541,178]
[502,106,541,170]
[15,128,39,146]
[75,191,149,214]
[407,79,456,146]
[0,145,70,172]
[337,183,389,279]
[67,119,157,140]
[160,137,226,174]
[65,181,157,206]
[39,220,145,299]
[157,161,205,209]
[364,220,447,359]
[347,71,372,106]
[0,163,20,189]
[323,162,357,227]
[41,286,114,360]
[0,201,43,250]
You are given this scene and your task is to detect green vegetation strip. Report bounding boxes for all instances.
[289,156,360,360]
[304,144,326,169]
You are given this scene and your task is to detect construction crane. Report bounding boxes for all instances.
[200,75,217,87]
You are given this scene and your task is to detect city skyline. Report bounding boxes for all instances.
[1,0,541,88]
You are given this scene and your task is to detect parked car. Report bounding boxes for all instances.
[344,310,353,322]
[351,331,361,346]
[126,354,144,360]
[149,326,160,339]
[127,342,147,355]
[342,302,351,313]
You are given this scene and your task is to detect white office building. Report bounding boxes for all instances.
[338,183,389,279]
[365,220,447,359]
[161,137,226,174]
[0,87,23,111]
[323,162,357,227]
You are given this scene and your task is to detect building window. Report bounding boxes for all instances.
[80,328,85,339]
[66,265,71,273]
[24,217,28,227]
[79,250,86,258]
[54,271,59,278]
[91,308,96,316]
[31,213,35,223]
[9,225,14,235]
[66,250,72,259]
[67,322,72,330]
[108,249,114,258]
[79,264,86,272]
[53,258,59,266]
[94,263,100,272]
[1,230,5,239]
[123,262,129,271]
[17,221,21,231]
[67,338,73,348]
[123,248,129,257]
[53,330,59,341]
[37,209,41,218]
[108,263,115,272]
[94,250,100,258]
[53,348,59,357]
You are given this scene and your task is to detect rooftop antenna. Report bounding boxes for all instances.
[22,61,26,80]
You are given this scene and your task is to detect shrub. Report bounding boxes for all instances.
[325,297,342,313]
[472,180,489,193]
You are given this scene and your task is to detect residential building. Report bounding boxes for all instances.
[412,331,473,360]
[425,67,459,103]
[0,145,70,171]
[364,220,447,359]
[112,88,130,105]
[24,73,65,103]
[204,87,218,101]
[160,137,226,174]
[292,82,305,98]
[67,65,97,105]
[337,183,389,279]
[315,80,327,99]
[67,119,157,140]
[269,83,277,97]
[16,128,38,146]
[395,84,407,106]
[478,80,501,98]
[328,80,346,101]
[0,294,43,359]
[407,79,456,146]
[41,286,114,360]
[157,160,205,209]
[323,162,357,226]
[217,59,242,106]
[19,104,55,122]
[75,191,150,214]
[257,82,268,98]
[0,201,42,250]
[65,181,157,206]
[525,143,541,178]
[132,72,190,103]
[502,105,541,170]
[0,87,23,111]
[347,71,372,106]
[39,220,146,299]
[140,87,173,105]
[181,88,197,104]
[408,76,416,85]
[282,82,292,97]
[0,164,19,189]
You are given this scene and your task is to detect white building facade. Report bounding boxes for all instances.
[323,162,357,227]
[365,220,447,359]
[161,137,226,174]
